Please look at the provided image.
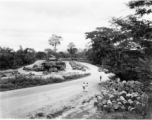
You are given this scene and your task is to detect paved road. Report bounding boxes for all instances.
[0,62,110,118]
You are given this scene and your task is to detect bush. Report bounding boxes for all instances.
[69,61,88,71]
[0,83,15,91]
[0,73,91,91]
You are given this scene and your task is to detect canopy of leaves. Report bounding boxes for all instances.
[67,42,78,59]
[85,0,152,87]
[48,34,63,52]
[127,0,152,16]
[0,46,36,70]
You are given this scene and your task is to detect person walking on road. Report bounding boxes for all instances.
[82,82,86,92]
[85,83,88,93]
[100,75,102,82]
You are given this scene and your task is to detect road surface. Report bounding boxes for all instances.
[0,62,110,118]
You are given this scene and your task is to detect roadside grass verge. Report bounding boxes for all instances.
[0,73,91,92]
[30,105,73,119]
[29,93,95,119]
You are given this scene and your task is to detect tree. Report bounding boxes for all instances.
[77,50,86,59]
[58,51,66,58]
[127,0,152,16]
[85,0,152,87]
[0,47,15,70]
[0,46,36,70]
[67,42,78,60]
[48,34,63,53]
[85,27,119,65]
[36,52,47,60]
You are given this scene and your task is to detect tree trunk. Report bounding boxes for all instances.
[54,44,57,53]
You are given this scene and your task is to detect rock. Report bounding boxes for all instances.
[110,108,115,112]
[122,80,127,84]
[120,91,127,97]
[125,87,130,92]
[102,99,107,105]
[46,114,53,119]
[128,106,132,111]
[132,96,137,101]
[128,99,134,105]
[113,103,119,110]
[109,94,114,99]
[97,95,103,102]
[130,107,136,112]
[95,94,100,98]
[141,93,149,104]
[125,102,130,109]
[122,100,127,105]
[112,93,119,101]
[129,89,134,93]
[103,105,110,112]
[125,93,132,100]
[104,94,110,100]
[136,96,141,101]
[117,78,120,82]
[117,98,121,102]
[107,100,112,107]
[94,101,99,106]
[117,102,122,105]
[97,95,103,100]
[97,103,103,111]
[36,112,45,117]
[120,105,126,111]
[120,96,126,101]
[137,88,142,93]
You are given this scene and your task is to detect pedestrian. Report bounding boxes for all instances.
[82,82,86,92]
[85,83,88,93]
[100,75,102,81]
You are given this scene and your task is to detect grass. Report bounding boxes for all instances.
[0,73,91,92]
[30,105,72,119]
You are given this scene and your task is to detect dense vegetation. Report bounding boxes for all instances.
[0,45,86,70]
[0,46,87,71]
[0,46,37,70]
[0,73,91,91]
[85,0,152,88]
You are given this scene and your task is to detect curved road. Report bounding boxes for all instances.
[0,62,110,118]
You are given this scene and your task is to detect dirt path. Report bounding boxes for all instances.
[0,62,110,118]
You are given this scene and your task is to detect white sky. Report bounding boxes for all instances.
[0,0,134,52]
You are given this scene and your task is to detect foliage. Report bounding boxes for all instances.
[0,73,90,91]
[77,49,87,60]
[69,61,87,71]
[85,0,152,87]
[0,46,36,70]
[127,0,152,16]
[48,34,63,53]
[36,51,47,60]
[67,42,78,59]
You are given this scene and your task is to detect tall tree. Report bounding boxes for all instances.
[85,0,152,86]
[48,34,63,53]
[67,42,78,60]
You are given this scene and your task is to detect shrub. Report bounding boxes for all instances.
[0,83,15,91]
[69,61,88,71]
[0,72,91,91]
